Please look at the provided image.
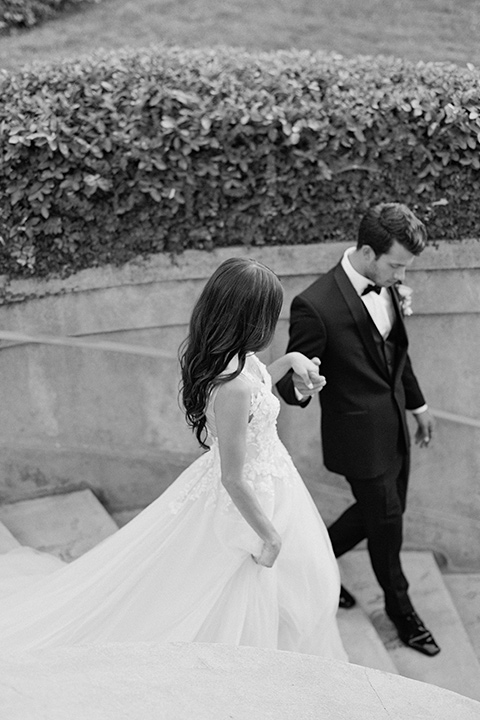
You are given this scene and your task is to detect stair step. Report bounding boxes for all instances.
[0,490,118,562]
[337,605,398,673]
[442,573,480,663]
[0,521,21,553]
[112,508,143,527]
[338,550,480,702]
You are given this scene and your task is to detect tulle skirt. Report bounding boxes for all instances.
[0,443,347,661]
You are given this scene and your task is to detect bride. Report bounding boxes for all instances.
[0,257,347,661]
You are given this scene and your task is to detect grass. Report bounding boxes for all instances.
[0,0,479,72]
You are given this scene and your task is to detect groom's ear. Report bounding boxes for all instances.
[361,245,376,263]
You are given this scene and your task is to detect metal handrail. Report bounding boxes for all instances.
[0,329,478,429]
[429,408,480,430]
[0,330,173,359]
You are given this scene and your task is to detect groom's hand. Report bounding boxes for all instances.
[414,409,435,448]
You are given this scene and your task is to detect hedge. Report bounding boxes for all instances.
[1,46,480,279]
[0,0,100,33]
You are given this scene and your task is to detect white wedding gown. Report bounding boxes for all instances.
[0,355,347,660]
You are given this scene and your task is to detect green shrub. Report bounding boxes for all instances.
[0,0,100,33]
[1,46,480,279]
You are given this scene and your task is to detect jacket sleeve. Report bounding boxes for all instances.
[401,352,426,410]
[276,294,327,406]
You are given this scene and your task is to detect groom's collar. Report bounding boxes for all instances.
[341,247,379,296]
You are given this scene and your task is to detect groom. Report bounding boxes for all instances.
[276,202,440,657]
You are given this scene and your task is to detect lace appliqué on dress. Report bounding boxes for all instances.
[168,356,293,517]
[168,450,220,515]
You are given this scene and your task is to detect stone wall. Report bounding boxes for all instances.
[0,239,478,569]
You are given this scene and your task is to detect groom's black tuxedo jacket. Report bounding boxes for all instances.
[276,262,425,479]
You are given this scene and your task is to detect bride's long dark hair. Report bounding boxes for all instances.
[180,257,283,449]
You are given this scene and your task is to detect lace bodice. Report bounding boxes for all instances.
[169,355,292,517]
[205,354,280,445]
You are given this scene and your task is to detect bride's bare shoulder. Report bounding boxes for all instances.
[216,373,251,399]
[213,373,251,414]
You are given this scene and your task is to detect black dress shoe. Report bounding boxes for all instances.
[339,585,356,609]
[387,610,441,656]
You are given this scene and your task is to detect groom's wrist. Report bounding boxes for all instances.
[411,404,428,415]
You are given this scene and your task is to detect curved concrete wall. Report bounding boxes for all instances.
[2,641,480,719]
[0,240,478,570]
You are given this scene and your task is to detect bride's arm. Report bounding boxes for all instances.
[214,377,281,568]
[267,352,324,391]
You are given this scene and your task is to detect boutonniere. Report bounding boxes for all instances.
[396,283,413,316]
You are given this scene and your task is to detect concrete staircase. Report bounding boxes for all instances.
[0,489,118,561]
[0,491,479,704]
[338,551,480,702]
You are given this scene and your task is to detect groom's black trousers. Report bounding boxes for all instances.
[327,447,414,617]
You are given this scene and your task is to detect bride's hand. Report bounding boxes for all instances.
[252,535,282,568]
[290,354,326,396]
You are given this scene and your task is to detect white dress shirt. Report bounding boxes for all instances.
[341,247,395,339]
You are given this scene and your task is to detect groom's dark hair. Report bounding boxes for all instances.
[357,203,427,258]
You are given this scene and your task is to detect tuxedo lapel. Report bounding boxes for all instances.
[389,286,408,345]
[389,286,409,382]
[333,264,390,381]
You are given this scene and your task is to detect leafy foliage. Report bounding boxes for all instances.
[0,0,100,33]
[1,46,480,279]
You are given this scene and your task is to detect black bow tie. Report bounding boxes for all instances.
[361,284,382,296]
